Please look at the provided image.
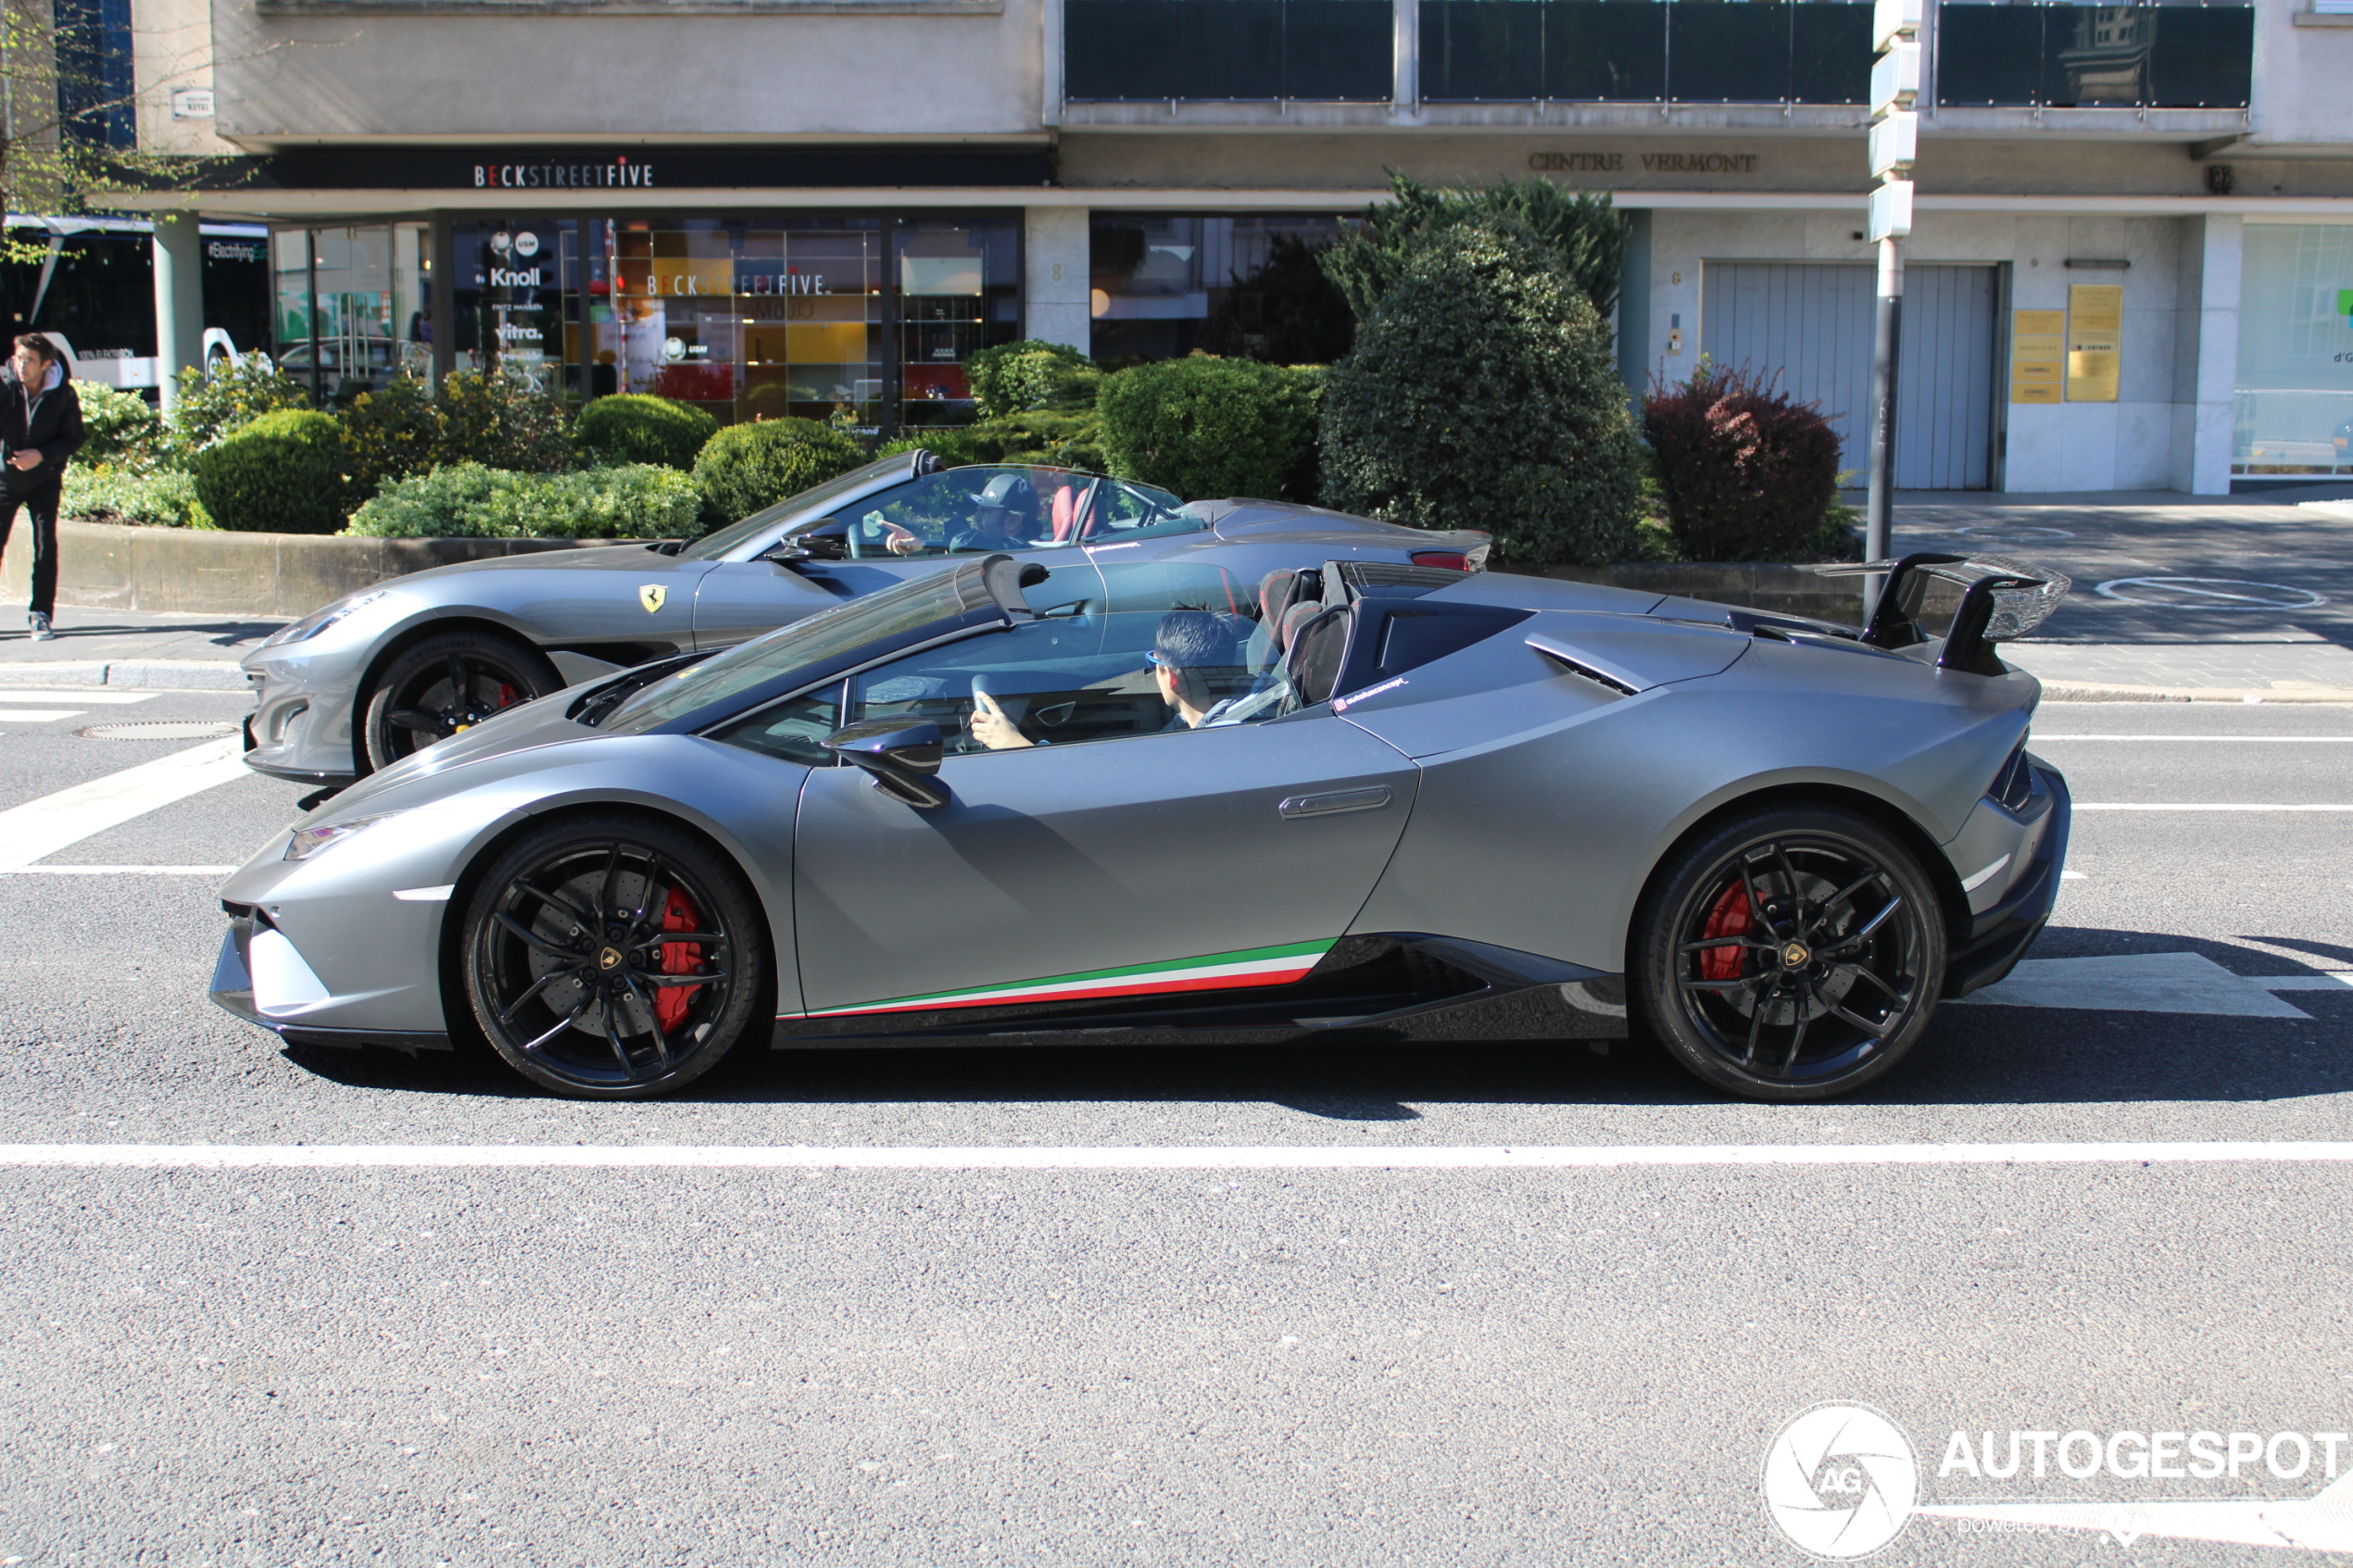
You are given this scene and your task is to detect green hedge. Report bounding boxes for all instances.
[165,353,311,462]
[1096,357,1321,503]
[343,463,702,540]
[191,409,349,534]
[62,465,210,528]
[691,417,866,525]
[575,394,719,470]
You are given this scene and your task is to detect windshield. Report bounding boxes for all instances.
[675,452,915,561]
[601,558,1007,734]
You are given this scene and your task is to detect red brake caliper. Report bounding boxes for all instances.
[1698,880,1754,982]
[656,885,707,1033]
[497,682,521,709]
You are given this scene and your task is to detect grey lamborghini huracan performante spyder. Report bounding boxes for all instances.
[211,549,2072,1103]
[237,450,1490,785]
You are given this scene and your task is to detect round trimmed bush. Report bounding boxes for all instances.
[1096,357,1322,502]
[690,417,865,526]
[1319,220,1642,569]
[1641,361,1844,561]
[191,408,349,534]
[575,394,719,470]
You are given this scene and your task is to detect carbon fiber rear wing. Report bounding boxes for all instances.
[1811,553,2071,676]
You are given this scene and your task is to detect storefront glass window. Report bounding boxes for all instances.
[1088,213,1353,364]
[895,218,1021,431]
[272,224,430,402]
[454,219,567,395]
[2234,223,2353,476]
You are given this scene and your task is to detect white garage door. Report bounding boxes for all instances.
[1700,261,1998,491]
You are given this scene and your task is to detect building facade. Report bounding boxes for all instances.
[113,0,2353,491]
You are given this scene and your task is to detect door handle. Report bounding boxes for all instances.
[1278,785,1390,820]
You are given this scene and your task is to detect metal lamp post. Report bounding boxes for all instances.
[1864,0,1921,619]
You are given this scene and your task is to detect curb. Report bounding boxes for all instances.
[2040,682,2353,704]
[0,660,247,691]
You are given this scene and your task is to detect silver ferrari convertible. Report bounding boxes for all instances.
[238,451,1490,785]
[211,549,2071,1103]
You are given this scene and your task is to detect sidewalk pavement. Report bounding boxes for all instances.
[2,484,2351,699]
[1886,483,2353,702]
[0,607,280,691]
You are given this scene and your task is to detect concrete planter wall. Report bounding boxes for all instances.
[7,520,1933,627]
[4,521,610,619]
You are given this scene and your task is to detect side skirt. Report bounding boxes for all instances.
[771,934,1631,1050]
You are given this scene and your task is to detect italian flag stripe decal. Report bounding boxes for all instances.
[799,939,1337,1020]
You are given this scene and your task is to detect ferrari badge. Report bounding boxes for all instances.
[638,583,667,615]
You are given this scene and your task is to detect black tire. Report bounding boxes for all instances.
[460,813,771,1098]
[1630,805,1947,1102]
[360,631,562,773]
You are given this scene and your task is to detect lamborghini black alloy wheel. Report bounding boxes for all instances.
[1634,807,1945,1100]
[363,633,560,771]
[463,816,766,1098]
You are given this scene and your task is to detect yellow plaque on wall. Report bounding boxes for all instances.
[2010,309,2067,404]
[2066,284,2122,403]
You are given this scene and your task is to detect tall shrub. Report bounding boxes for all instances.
[339,374,445,496]
[191,408,348,533]
[575,394,719,470]
[435,369,574,473]
[1318,221,1642,569]
[690,417,866,524]
[965,339,1097,420]
[1096,356,1321,502]
[75,383,163,467]
[1320,172,1629,327]
[164,352,310,460]
[1641,360,1843,561]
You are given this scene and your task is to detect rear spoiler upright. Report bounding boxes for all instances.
[1811,553,2071,676]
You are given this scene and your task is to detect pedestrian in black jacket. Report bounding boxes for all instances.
[0,332,85,641]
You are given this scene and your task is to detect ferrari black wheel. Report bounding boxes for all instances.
[1632,806,1945,1101]
[461,815,769,1098]
[361,632,561,772]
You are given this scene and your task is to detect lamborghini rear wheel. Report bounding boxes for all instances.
[1631,805,1945,1101]
[461,814,769,1098]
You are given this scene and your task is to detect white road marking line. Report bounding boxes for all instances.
[0,1142,2348,1171]
[0,690,157,704]
[2036,734,2353,742]
[0,736,250,873]
[1958,951,2350,1019]
[2074,804,2353,811]
[0,864,236,875]
[0,710,82,722]
[2061,870,2088,880]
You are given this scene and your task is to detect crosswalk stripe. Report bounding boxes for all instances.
[0,736,252,872]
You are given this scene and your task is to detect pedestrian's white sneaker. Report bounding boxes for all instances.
[27,611,53,642]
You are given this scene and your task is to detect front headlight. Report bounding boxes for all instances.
[283,811,405,861]
[264,590,395,648]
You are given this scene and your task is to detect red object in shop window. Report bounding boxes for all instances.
[651,363,736,402]
[901,364,970,402]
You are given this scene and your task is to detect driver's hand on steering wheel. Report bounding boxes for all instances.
[870,512,925,557]
[969,690,1034,750]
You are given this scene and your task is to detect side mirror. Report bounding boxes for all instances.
[761,517,850,565]
[822,718,950,809]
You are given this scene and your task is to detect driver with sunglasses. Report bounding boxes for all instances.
[969,609,1244,751]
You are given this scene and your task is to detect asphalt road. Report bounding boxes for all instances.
[1,689,2348,1567]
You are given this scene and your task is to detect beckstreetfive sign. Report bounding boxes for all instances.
[475,157,657,190]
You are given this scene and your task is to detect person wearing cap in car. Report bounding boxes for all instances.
[878,471,1043,558]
